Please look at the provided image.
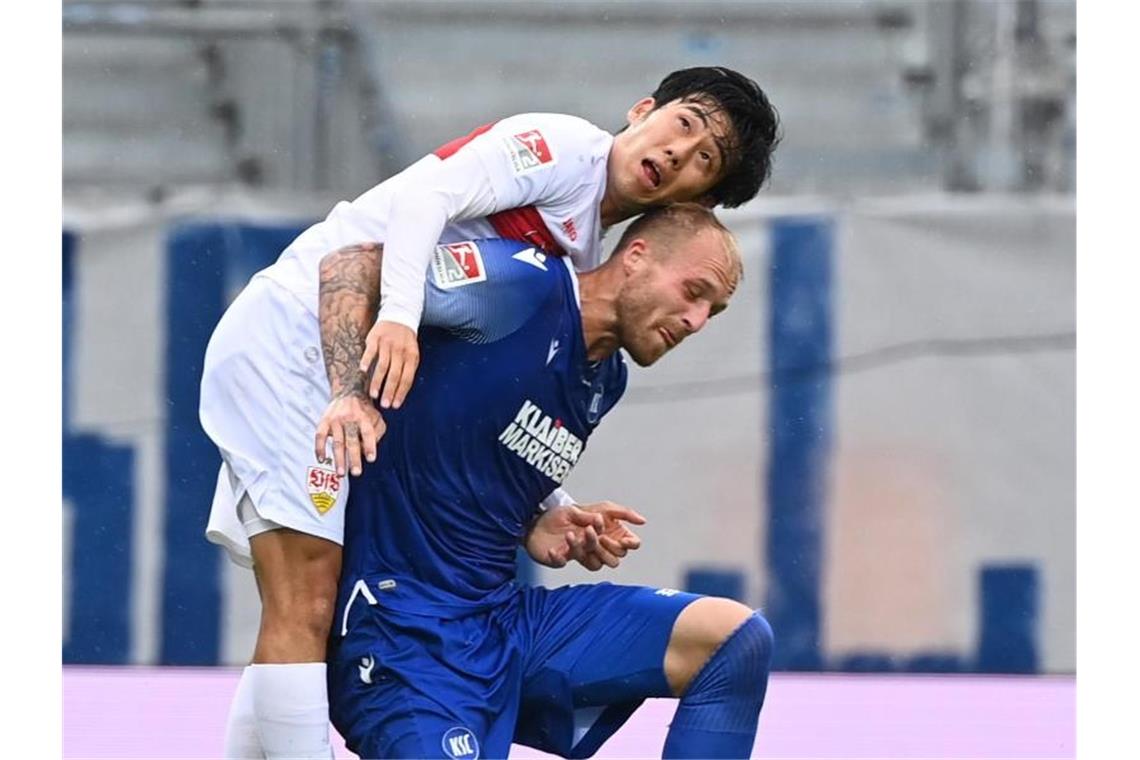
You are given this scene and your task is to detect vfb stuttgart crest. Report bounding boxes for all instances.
[306,465,342,515]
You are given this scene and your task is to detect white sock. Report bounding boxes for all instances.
[223,666,264,759]
[250,662,334,760]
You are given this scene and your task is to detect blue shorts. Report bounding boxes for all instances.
[328,582,702,759]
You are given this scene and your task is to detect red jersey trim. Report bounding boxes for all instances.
[433,121,566,257]
[432,122,497,159]
[488,207,566,257]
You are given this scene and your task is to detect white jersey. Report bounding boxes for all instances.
[257,113,614,331]
[204,114,611,565]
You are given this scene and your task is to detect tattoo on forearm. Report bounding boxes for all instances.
[319,242,383,397]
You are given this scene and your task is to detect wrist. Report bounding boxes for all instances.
[331,382,369,402]
[376,301,422,334]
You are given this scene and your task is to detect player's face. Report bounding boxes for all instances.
[616,229,739,367]
[607,97,735,212]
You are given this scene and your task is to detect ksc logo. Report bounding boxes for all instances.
[442,726,480,759]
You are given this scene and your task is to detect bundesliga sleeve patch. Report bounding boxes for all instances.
[306,465,342,515]
[502,129,556,175]
[431,241,488,289]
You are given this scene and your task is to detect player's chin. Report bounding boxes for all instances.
[627,342,667,368]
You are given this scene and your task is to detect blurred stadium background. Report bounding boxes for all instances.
[62,0,1075,756]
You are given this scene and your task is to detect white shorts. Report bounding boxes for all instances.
[201,275,348,568]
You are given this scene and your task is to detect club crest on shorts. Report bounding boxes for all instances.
[503,129,555,175]
[431,242,487,290]
[442,726,480,760]
[306,465,341,515]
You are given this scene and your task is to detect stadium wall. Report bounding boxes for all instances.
[61,192,1074,672]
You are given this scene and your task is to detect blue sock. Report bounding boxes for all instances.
[662,612,774,759]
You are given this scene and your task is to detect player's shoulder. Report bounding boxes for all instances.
[497,112,607,135]
[430,238,566,294]
[424,239,573,343]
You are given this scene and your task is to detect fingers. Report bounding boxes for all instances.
[314,418,331,465]
[359,326,381,378]
[359,418,377,466]
[586,527,621,569]
[544,546,568,569]
[565,505,605,532]
[358,411,384,466]
[581,525,600,555]
[387,344,420,410]
[368,340,392,401]
[617,530,641,551]
[565,531,602,572]
[576,526,620,569]
[598,535,630,558]
[330,422,346,477]
[599,503,647,526]
[345,422,364,476]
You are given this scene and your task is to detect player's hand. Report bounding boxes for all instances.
[314,392,386,477]
[526,502,646,571]
[359,320,420,410]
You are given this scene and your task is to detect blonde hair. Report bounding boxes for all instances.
[614,202,742,287]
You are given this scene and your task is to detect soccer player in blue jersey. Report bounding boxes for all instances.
[325,203,773,759]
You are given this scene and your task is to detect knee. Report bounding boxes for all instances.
[705,605,774,683]
[736,612,775,676]
[688,611,774,706]
[668,597,774,695]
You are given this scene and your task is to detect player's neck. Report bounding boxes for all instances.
[599,191,637,229]
[576,270,621,362]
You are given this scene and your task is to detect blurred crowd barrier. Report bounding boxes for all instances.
[62,191,1073,673]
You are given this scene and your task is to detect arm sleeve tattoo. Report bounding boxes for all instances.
[318,242,383,398]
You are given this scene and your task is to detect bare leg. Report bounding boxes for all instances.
[242,527,342,759]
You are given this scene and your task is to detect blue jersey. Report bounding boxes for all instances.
[338,239,627,617]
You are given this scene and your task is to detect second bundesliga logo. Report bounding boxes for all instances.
[504,129,555,175]
[431,242,488,290]
[498,399,583,484]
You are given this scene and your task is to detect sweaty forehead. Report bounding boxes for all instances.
[680,230,741,296]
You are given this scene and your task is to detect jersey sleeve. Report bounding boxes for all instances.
[417,239,562,343]
[377,114,611,333]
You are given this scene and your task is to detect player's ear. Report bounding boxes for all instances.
[626,97,657,127]
[621,238,649,275]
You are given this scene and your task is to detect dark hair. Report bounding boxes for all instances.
[650,67,781,207]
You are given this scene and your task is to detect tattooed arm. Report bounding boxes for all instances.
[319,242,383,398]
[314,242,386,476]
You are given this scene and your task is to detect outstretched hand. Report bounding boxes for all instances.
[526,502,647,571]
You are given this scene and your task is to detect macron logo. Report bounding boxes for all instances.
[359,655,375,684]
[547,338,561,366]
[512,247,548,271]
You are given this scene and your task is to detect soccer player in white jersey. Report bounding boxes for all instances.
[200,67,779,758]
